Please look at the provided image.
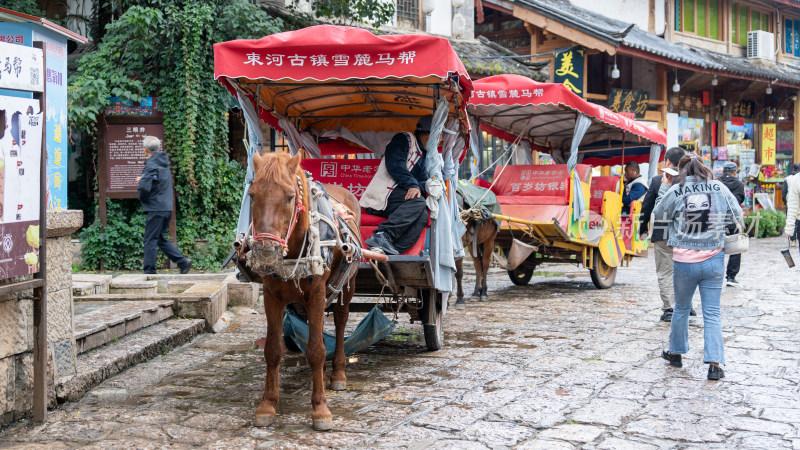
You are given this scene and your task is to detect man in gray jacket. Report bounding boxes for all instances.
[639,147,691,322]
[137,136,191,274]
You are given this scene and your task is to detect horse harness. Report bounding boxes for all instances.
[245,173,362,308]
[461,206,495,259]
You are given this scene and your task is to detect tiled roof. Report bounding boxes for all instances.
[450,36,547,79]
[515,0,800,86]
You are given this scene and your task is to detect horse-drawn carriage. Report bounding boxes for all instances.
[215,25,472,351]
[465,74,667,289]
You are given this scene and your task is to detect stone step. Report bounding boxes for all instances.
[109,278,159,294]
[72,274,112,295]
[73,300,175,354]
[72,281,97,297]
[56,318,206,403]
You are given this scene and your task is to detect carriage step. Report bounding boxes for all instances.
[57,318,205,403]
[73,300,177,354]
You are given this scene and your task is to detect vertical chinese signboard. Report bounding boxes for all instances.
[762,123,776,166]
[0,23,69,211]
[553,47,584,97]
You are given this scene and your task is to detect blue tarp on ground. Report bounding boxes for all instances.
[282,307,397,361]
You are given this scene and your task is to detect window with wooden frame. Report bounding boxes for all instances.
[731,2,772,47]
[674,0,722,40]
[784,16,800,56]
[396,0,422,30]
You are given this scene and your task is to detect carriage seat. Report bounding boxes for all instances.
[589,176,621,213]
[300,159,428,256]
[490,164,592,206]
[489,164,591,232]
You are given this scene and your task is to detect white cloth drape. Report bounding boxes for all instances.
[319,127,398,155]
[425,98,463,292]
[278,118,322,158]
[569,114,592,221]
[514,140,532,165]
[234,87,264,241]
[468,116,481,179]
[648,144,662,181]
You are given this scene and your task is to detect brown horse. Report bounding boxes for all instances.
[455,208,498,306]
[248,151,360,431]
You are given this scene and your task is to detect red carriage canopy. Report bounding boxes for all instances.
[214,25,473,140]
[467,74,666,160]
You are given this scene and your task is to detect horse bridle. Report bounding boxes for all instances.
[251,174,306,256]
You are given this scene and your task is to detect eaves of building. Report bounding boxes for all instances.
[514,0,800,88]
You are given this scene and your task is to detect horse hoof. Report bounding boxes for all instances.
[480,295,489,302]
[330,380,347,391]
[254,414,275,427]
[454,301,466,310]
[313,418,334,431]
[469,295,481,302]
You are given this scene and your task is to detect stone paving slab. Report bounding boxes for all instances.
[1,237,799,448]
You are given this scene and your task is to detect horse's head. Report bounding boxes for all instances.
[248,152,307,271]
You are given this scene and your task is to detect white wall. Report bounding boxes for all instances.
[569,0,665,35]
[428,0,453,36]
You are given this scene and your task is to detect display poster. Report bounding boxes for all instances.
[553,47,584,97]
[755,192,776,211]
[0,41,44,92]
[762,123,776,166]
[105,124,165,192]
[0,95,43,278]
[31,27,69,211]
[606,89,649,119]
[726,121,755,140]
[104,96,159,116]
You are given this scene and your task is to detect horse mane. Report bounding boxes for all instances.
[257,152,297,184]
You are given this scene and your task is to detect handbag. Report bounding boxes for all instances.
[722,193,749,255]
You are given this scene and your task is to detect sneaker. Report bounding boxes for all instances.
[707,365,725,380]
[179,259,192,274]
[660,309,673,322]
[661,350,682,368]
[364,232,399,256]
[726,278,740,287]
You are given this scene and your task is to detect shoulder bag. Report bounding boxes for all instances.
[723,192,749,255]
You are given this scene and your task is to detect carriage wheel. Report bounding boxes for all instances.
[589,251,618,289]
[508,265,534,286]
[420,289,444,351]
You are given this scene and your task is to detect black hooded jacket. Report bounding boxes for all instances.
[138,151,174,212]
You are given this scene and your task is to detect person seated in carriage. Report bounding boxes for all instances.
[622,161,648,215]
[359,115,434,255]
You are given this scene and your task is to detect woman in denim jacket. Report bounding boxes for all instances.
[653,155,743,380]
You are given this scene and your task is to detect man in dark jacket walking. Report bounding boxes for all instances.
[639,147,690,321]
[137,136,191,274]
[719,162,745,286]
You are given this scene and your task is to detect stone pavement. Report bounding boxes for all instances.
[1,236,799,449]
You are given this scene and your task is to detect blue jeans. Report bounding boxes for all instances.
[669,252,725,365]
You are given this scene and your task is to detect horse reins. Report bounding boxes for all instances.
[252,174,307,256]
